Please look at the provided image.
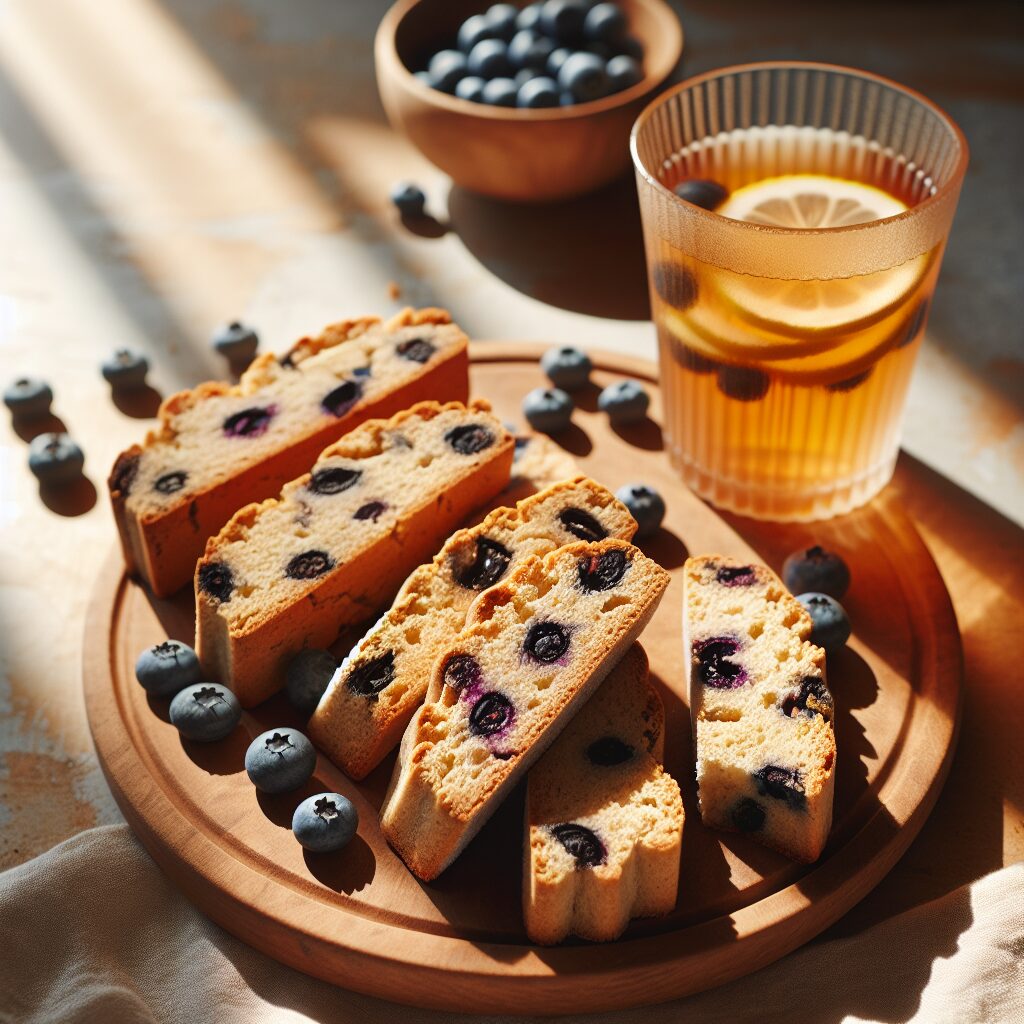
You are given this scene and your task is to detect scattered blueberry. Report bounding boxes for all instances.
[540,345,592,390]
[550,822,605,867]
[598,379,649,424]
[4,377,53,419]
[672,179,729,210]
[584,2,626,42]
[135,640,201,697]
[468,38,513,79]
[485,3,520,41]
[428,49,468,92]
[522,387,573,433]
[797,593,851,652]
[481,76,518,106]
[292,793,359,853]
[286,648,337,716]
[540,0,588,44]
[455,75,487,102]
[653,263,698,310]
[245,728,317,794]
[346,651,397,698]
[457,13,494,52]
[717,365,770,402]
[558,507,607,542]
[390,181,427,217]
[509,29,555,70]
[101,349,149,390]
[518,75,560,107]
[605,54,641,91]
[28,432,84,485]
[211,321,259,363]
[615,483,665,537]
[782,545,851,599]
[577,548,628,591]
[169,684,241,742]
[558,52,608,103]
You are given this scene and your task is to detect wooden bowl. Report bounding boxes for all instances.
[375,0,683,202]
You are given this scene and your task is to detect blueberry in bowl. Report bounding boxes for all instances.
[292,792,359,853]
[245,728,317,794]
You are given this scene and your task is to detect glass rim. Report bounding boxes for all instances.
[630,60,970,238]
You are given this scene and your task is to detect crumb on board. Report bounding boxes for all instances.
[387,281,401,300]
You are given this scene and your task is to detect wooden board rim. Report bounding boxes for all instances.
[83,346,963,1015]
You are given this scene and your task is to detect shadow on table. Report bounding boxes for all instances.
[446,175,651,321]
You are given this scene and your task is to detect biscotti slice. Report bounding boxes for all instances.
[379,539,670,881]
[683,555,835,863]
[109,307,468,597]
[525,644,683,944]
[196,401,513,707]
[309,477,637,779]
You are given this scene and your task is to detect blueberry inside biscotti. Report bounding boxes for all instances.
[379,538,670,882]
[195,400,514,708]
[308,476,638,779]
[683,555,836,863]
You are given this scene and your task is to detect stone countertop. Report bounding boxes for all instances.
[0,0,1021,1001]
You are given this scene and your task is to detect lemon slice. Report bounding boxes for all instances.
[715,175,928,333]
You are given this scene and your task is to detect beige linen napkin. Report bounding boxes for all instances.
[0,825,1020,1024]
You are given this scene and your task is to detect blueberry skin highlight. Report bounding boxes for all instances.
[455,75,487,102]
[245,728,317,794]
[782,545,851,599]
[468,38,513,79]
[797,593,852,652]
[615,483,665,538]
[4,377,53,418]
[428,49,468,93]
[584,3,626,43]
[169,684,241,742]
[211,321,259,362]
[286,648,337,716]
[292,793,359,853]
[28,433,84,485]
[481,77,518,107]
[540,346,592,390]
[135,640,201,697]
[598,379,649,424]
[522,387,573,434]
[517,76,560,107]
[457,14,494,52]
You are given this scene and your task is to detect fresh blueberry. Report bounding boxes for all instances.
[693,637,747,689]
[577,548,628,592]
[211,321,259,363]
[673,179,729,210]
[516,2,544,31]
[445,423,495,454]
[481,76,518,107]
[540,0,588,44]
[717,365,770,402]
[455,75,487,102]
[540,345,592,389]
[797,593,851,652]
[292,792,358,853]
[28,432,84,485]
[4,377,53,419]
[605,54,641,92]
[509,29,556,71]
[469,691,515,737]
[485,3,520,41]
[245,728,317,794]
[451,536,513,590]
[653,262,698,310]
[524,621,570,663]
[522,387,573,433]
[169,684,241,742]
[346,651,397,698]
[549,822,605,867]
[558,507,607,542]
[101,349,149,390]
[428,49,468,93]
[517,75,560,107]
[468,38,513,79]
[558,51,608,102]
[390,181,427,217]
[598,379,649,424]
[135,640,201,697]
[584,2,626,43]
[732,798,766,833]
[286,648,337,716]
[782,545,851,599]
[615,483,665,538]
[457,13,495,52]
[547,47,572,77]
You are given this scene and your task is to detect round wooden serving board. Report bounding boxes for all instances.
[83,344,962,1015]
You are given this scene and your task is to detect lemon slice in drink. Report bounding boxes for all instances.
[714,175,928,333]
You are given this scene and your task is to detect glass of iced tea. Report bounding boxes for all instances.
[631,62,968,520]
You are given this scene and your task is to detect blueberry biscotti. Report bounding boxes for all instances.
[525,644,683,944]
[309,477,637,779]
[196,401,514,708]
[109,308,468,597]
[683,556,835,863]
[380,539,670,881]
